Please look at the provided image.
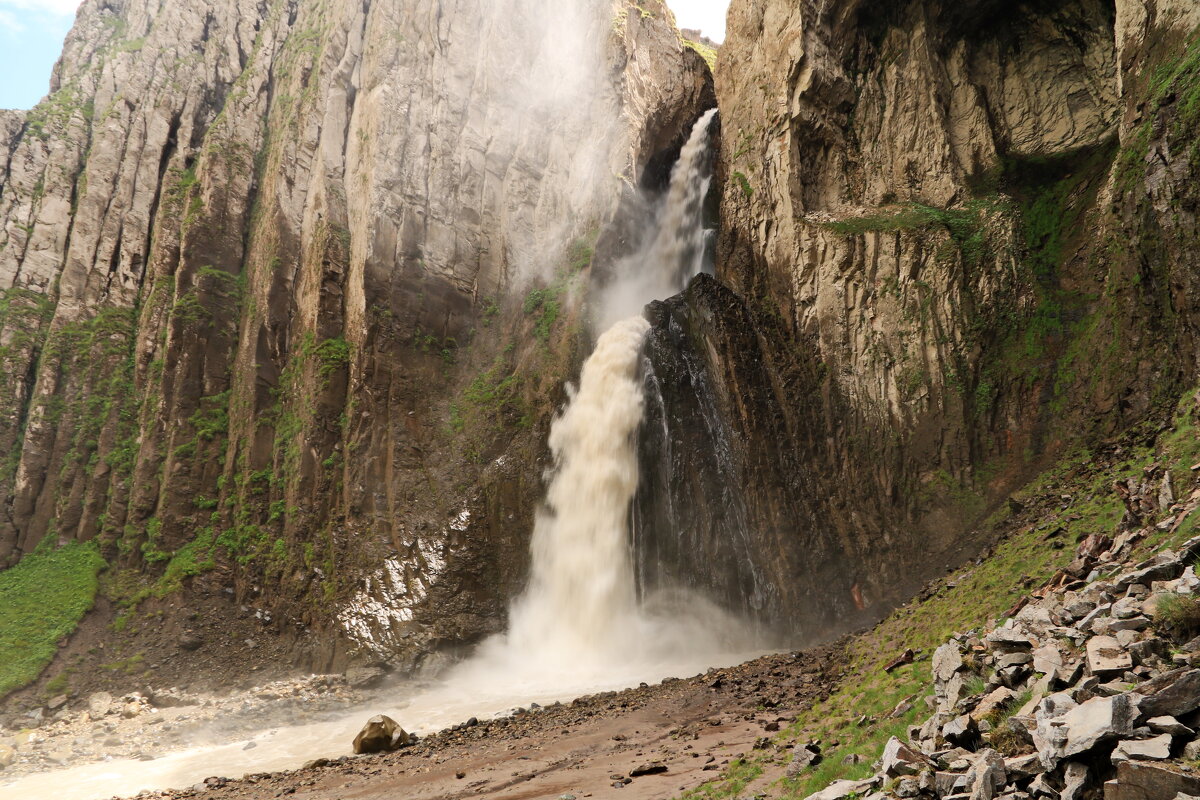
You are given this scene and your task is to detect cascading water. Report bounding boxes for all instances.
[0,108,761,800]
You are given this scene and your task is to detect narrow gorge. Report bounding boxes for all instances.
[1,0,1199,798]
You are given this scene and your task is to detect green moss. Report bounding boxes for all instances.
[682,38,717,71]
[0,539,105,697]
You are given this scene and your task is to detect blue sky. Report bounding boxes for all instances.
[669,0,728,42]
[0,0,79,109]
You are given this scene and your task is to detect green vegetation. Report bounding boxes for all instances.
[732,171,753,198]
[0,539,105,697]
[682,758,763,800]
[683,38,717,71]
[1152,594,1200,640]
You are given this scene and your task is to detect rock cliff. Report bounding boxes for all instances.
[0,0,712,672]
[630,0,1200,638]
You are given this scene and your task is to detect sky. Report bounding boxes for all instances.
[669,0,728,42]
[0,0,728,111]
[0,0,79,109]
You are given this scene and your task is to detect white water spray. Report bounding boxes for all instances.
[0,109,757,800]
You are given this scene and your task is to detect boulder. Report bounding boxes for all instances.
[1136,669,1200,719]
[46,695,68,711]
[943,715,979,747]
[935,643,965,682]
[937,771,970,797]
[1004,753,1044,779]
[630,762,667,776]
[972,688,1017,722]
[1033,645,1065,675]
[1147,716,1193,736]
[1112,733,1173,762]
[1103,761,1200,800]
[0,743,14,769]
[802,778,876,800]
[1035,694,1136,768]
[352,714,410,754]
[345,666,386,690]
[1087,636,1133,677]
[787,744,822,776]
[1062,761,1089,800]
[964,749,1006,800]
[880,737,928,777]
[87,692,113,717]
[986,628,1035,653]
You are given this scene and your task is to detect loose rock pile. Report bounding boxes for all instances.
[796,526,1200,800]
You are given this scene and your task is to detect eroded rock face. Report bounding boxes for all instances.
[0,0,712,668]
[633,0,1200,636]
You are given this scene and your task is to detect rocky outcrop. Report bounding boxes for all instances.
[634,0,1200,635]
[788,494,1200,800]
[0,0,712,672]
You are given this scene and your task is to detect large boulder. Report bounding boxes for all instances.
[352,714,410,755]
[880,737,928,777]
[1087,636,1134,677]
[1136,669,1200,720]
[1103,761,1200,800]
[1112,734,1173,763]
[1035,694,1137,768]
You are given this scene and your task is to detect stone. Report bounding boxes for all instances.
[937,772,970,797]
[1137,669,1200,719]
[1061,762,1088,800]
[880,737,928,777]
[1035,694,1136,768]
[964,749,1006,800]
[1004,753,1044,779]
[352,714,409,755]
[87,693,113,717]
[178,632,204,652]
[630,762,667,777]
[1087,636,1133,677]
[1112,598,1143,619]
[121,702,142,719]
[1112,733,1173,762]
[972,688,1017,722]
[1103,761,1200,800]
[935,643,965,682]
[943,715,979,747]
[0,744,14,769]
[1147,716,1192,736]
[787,744,822,776]
[802,778,876,800]
[986,629,1035,653]
[345,666,386,690]
[46,695,68,711]
[1033,645,1065,675]
[896,777,920,798]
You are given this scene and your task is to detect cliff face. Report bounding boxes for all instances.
[0,0,712,670]
[633,0,1200,637]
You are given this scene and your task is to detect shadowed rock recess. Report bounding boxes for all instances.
[2,0,1200,687]
[628,0,1200,638]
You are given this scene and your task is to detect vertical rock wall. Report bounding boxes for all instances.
[632,0,1200,639]
[0,0,713,669]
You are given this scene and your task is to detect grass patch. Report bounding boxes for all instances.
[1153,594,1200,641]
[0,539,106,697]
[682,757,763,799]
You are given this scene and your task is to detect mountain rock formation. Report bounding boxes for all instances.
[2,0,1200,684]
[0,0,711,672]
[633,0,1200,637]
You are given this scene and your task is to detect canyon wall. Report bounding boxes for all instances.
[0,0,713,670]
[629,0,1200,639]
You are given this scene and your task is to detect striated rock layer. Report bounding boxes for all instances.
[629,0,1200,638]
[0,0,712,671]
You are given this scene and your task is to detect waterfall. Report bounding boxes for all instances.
[448,108,754,684]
